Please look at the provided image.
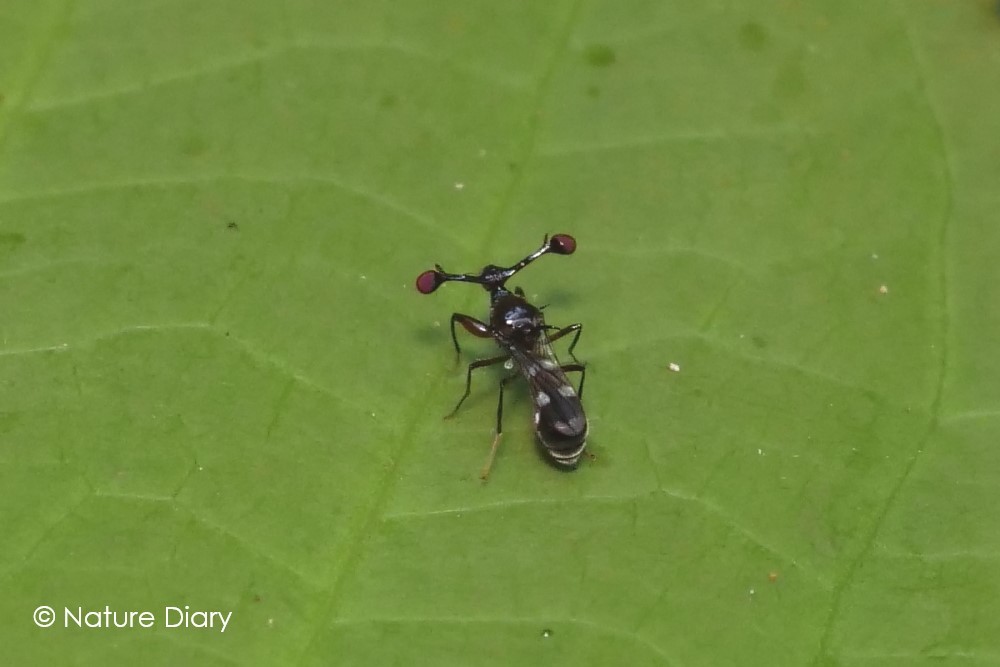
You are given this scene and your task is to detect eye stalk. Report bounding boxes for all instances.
[414,233,577,295]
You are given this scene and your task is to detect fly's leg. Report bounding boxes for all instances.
[481,373,520,481]
[449,313,492,365]
[559,362,592,461]
[545,323,583,364]
[445,355,509,419]
[560,362,586,398]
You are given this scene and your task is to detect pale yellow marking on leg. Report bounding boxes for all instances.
[480,431,503,481]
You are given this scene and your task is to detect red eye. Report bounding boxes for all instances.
[415,270,442,294]
[549,234,576,255]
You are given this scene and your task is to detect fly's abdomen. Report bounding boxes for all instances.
[534,388,588,468]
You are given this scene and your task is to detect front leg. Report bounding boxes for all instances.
[450,312,493,361]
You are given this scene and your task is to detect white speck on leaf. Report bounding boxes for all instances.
[668,362,681,372]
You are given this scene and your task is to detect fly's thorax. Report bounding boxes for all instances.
[490,292,545,344]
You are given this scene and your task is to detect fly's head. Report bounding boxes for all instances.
[414,234,576,303]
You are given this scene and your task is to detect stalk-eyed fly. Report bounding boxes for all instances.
[415,234,588,479]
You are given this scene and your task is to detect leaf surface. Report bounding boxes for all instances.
[1,1,998,665]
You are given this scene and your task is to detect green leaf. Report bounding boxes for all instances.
[2,1,998,665]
